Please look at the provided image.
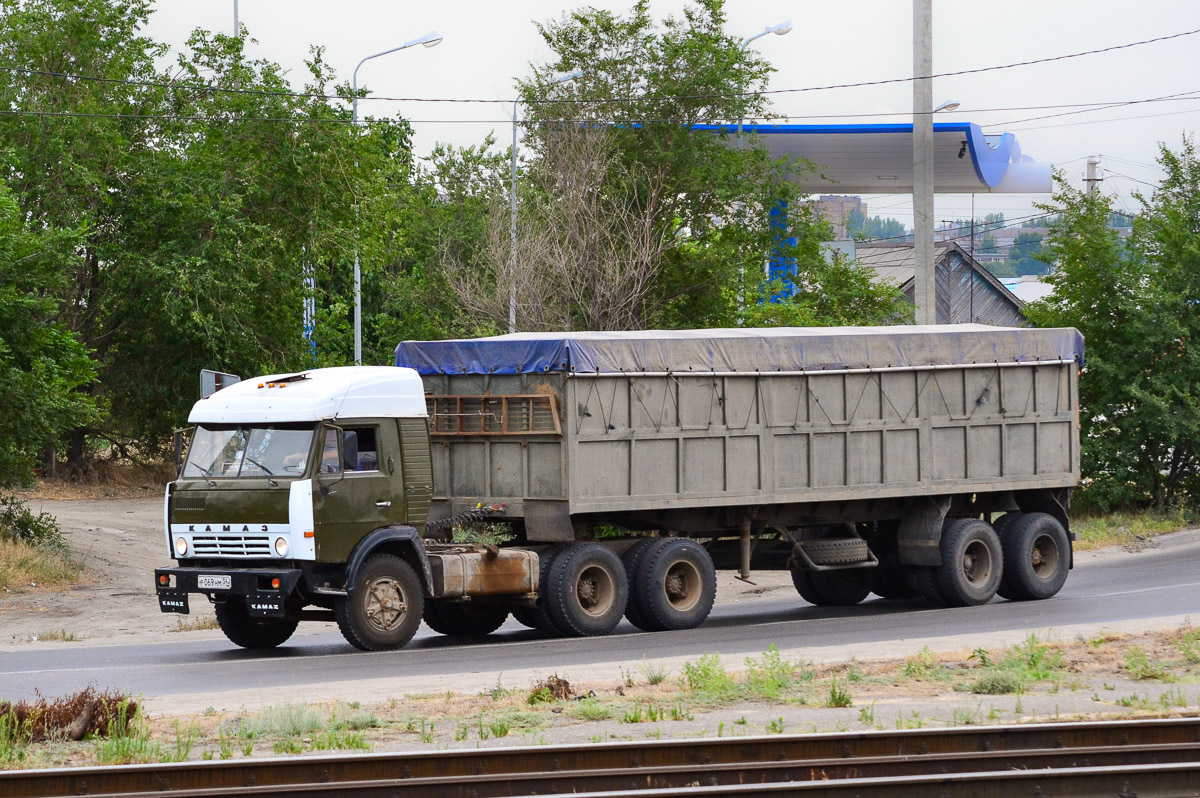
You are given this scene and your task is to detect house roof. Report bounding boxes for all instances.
[855,241,1025,308]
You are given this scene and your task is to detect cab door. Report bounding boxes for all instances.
[312,421,403,563]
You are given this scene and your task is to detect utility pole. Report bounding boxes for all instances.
[912,0,936,326]
[1084,156,1102,195]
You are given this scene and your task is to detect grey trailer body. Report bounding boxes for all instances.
[402,325,1081,567]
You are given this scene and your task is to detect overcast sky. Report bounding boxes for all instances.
[145,0,1200,227]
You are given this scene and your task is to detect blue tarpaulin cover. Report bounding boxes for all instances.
[394,325,1084,375]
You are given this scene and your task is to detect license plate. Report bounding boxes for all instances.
[198,574,231,590]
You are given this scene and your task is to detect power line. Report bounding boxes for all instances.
[1001,104,1200,133]
[859,211,1054,243]
[1,26,1197,107]
[982,89,1200,129]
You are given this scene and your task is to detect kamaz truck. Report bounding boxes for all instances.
[155,325,1083,651]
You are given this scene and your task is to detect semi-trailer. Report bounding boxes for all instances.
[156,325,1082,650]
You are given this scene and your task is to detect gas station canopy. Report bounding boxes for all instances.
[700,122,1052,194]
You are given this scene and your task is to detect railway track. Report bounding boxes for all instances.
[5,717,1200,797]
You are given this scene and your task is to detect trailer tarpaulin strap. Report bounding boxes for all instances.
[395,326,1084,376]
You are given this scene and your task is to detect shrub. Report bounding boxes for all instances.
[0,495,64,549]
[971,670,1024,695]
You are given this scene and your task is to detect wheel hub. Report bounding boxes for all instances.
[365,576,407,632]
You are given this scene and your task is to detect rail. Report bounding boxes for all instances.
[5,717,1199,797]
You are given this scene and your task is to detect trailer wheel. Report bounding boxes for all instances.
[214,598,298,649]
[927,518,1003,607]
[631,538,716,632]
[423,602,509,636]
[791,568,872,606]
[545,543,628,637]
[335,554,423,651]
[999,513,1070,601]
[871,554,921,600]
[990,513,1025,600]
[621,538,662,631]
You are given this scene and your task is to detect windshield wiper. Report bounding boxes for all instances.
[243,456,274,476]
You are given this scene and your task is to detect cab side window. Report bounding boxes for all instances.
[342,427,378,473]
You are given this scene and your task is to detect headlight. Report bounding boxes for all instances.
[274,537,289,557]
[174,537,188,556]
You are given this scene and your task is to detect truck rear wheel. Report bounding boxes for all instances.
[525,543,571,635]
[336,554,423,651]
[214,598,298,649]
[999,513,1070,601]
[630,538,716,632]
[920,519,1003,608]
[621,538,662,631]
[545,542,628,637]
[423,602,510,636]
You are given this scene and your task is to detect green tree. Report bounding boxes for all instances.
[1026,141,1200,509]
[446,0,906,332]
[1008,231,1046,275]
[0,184,95,487]
[979,232,997,253]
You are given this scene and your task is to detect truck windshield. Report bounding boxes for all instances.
[182,424,316,480]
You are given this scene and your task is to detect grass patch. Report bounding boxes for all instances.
[29,629,79,642]
[567,698,612,721]
[172,616,220,633]
[971,670,1024,695]
[451,522,514,546]
[1072,507,1194,550]
[1122,647,1173,682]
[681,654,740,702]
[0,538,83,591]
[744,645,806,701]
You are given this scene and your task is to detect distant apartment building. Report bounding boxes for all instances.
[813,195,866,239]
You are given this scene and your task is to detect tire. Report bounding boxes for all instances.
[991,513,1025,600]
[214,598,298,649]
[545,543,628,637]
[622,538,663,631]
[801,538,869,565]
[631,538,717,632]
[791,567,873,606]
[932,518,1004,607]
[335,554,424,651]
[914,565,951,608]
[999,512,1070,601]
[423,602,510,636]
[871,554,921,600]
[526,543,571,634]
[511,606,541,629]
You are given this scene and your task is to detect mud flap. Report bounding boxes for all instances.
[158,590,189,614]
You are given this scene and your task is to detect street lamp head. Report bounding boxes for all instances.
[768,18,793,36]
[420,30,444,48]
[934,99,961,113]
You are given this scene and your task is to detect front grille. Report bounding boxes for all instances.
[175,495,206,511]
[191,534,272,557]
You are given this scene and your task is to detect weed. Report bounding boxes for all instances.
[1124,647,1172,681]
[987,706,1001,721]
[528,675,573,704]
[567,698,612,722]
[902,647,938,678]
[951,705,980,726]
[94,701,159,765]
[669,703,693,721]
[240,739,253,757]
[734,716,748,726]
[0,495,65,548]
[745,645,798,700]
[217,727,233,760]
[825,677,852,708]
[243,703,325,738]
[310,728,370,751]
[30,629,78,642]
[971,670,1024,695]
[645,728,661,739]
[1072,508,1190,550]
[895,711,925,730]
[681,654,739,701]
[0,708,32,766]
[454,724,469,741]
[766,716,786,734]
[451,522,514,547]
[857,703,875,725]
[527,687,554,705]
[273,738,303,755]
[620,667,635,688]
[621,704,648,724]
[1176,628,1200,664]
[172,616,219,633]
[846,658,863,683]
[1001,634,1064,681]
[968,648,993,667]
[487,716,511,739]
[639,659,669,685]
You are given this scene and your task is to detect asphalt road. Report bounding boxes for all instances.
[3,537,1198,704]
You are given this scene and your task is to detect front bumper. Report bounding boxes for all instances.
[155,566,302,618]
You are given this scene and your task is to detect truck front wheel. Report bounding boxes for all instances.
[214,599,298,649]
[336,554,424,651]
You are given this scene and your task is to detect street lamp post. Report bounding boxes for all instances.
[350,30,443,365]
[508,69,582,334]
[737,18,792,153]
